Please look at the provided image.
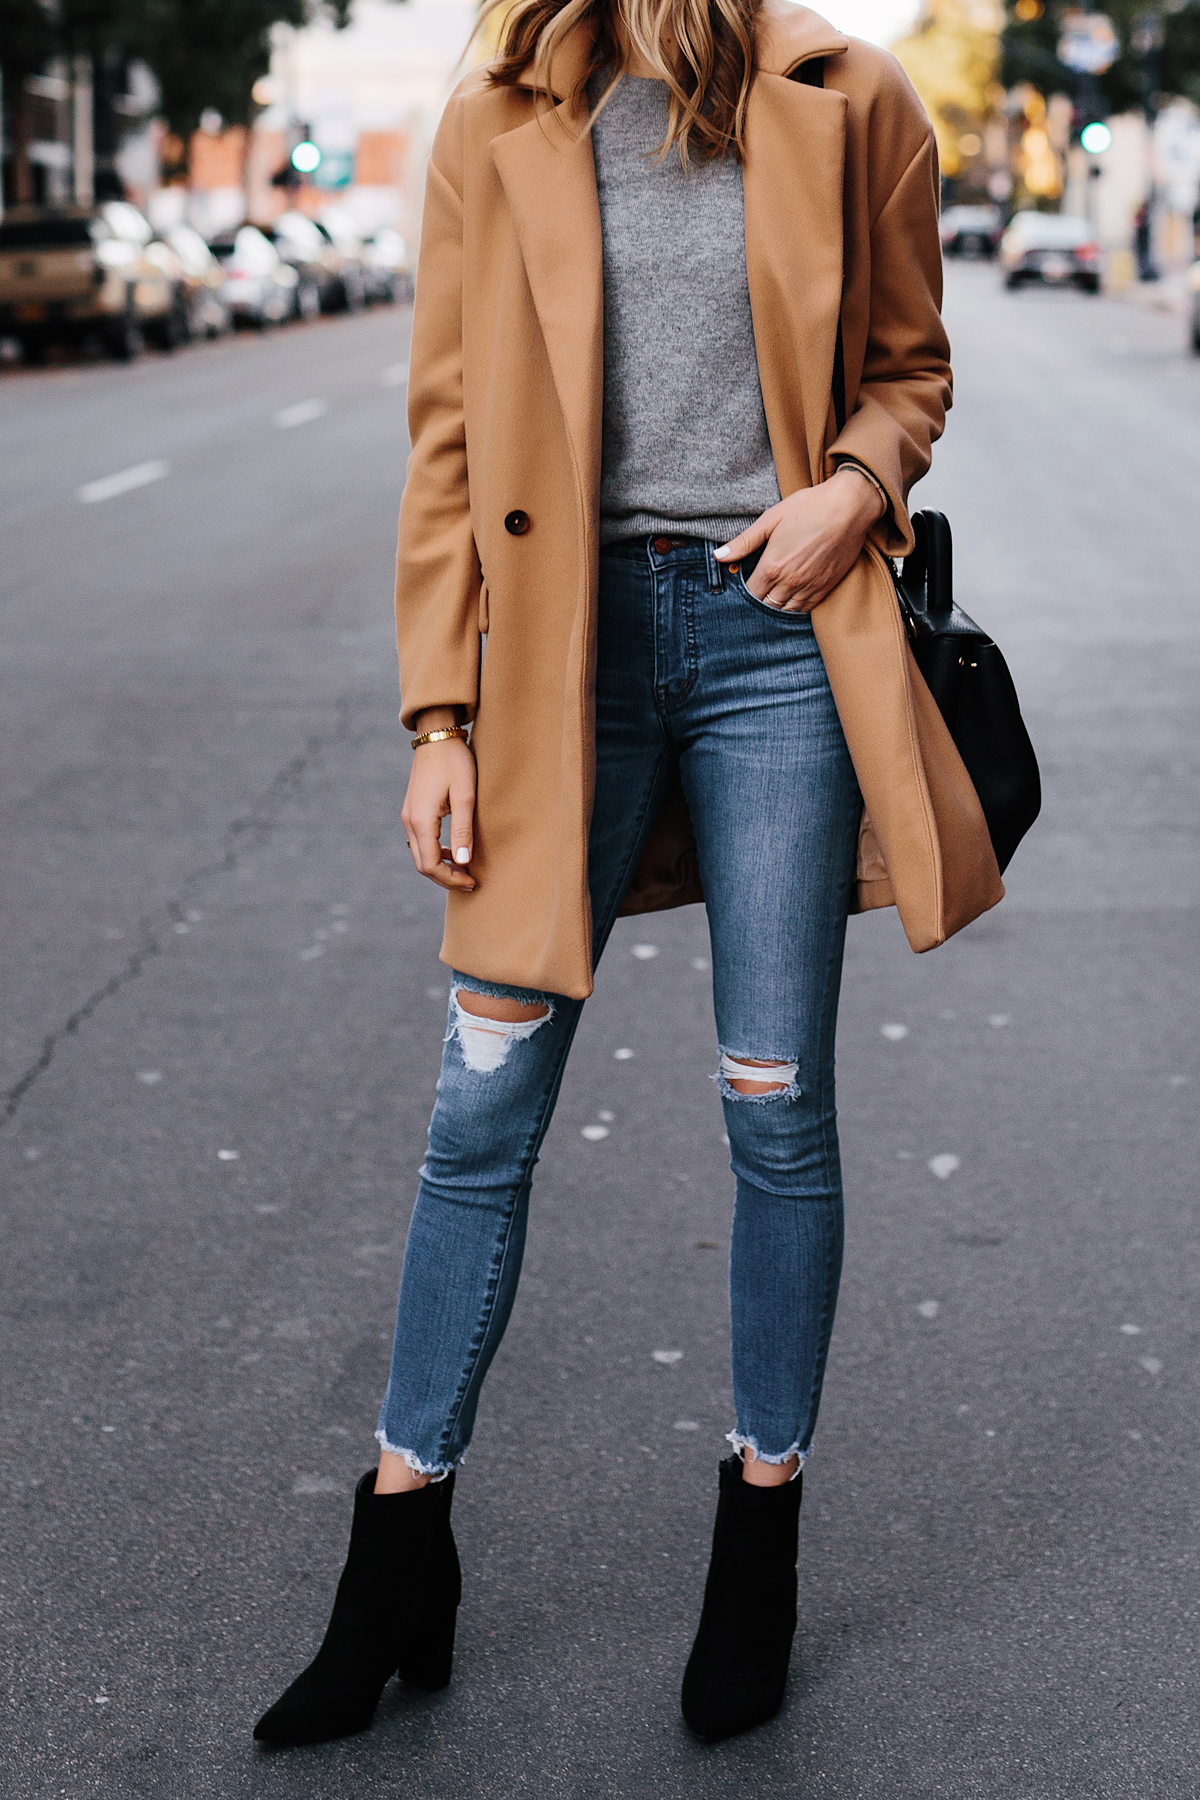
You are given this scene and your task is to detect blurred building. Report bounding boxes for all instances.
[156,0,475,246]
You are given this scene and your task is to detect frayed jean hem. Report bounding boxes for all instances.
[726,1428,808,1478]
[373,1429,457,1483]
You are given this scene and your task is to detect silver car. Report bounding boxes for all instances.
[209,226,298,329]
[999,213,1101,293]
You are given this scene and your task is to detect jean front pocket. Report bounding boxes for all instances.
[727,564,813,625]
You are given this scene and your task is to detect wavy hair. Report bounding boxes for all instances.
[479,0,761,163]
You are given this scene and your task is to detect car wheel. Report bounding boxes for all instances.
[1076,273,1101,294]
[1190,302,1200,355]
[296,279,321,321]
[1003,272,1022,291]
[109,300,145,361]
[159,296,190,350]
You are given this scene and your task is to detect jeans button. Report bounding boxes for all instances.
[652,535,673,554]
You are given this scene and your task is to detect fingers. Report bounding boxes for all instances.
[447,766,476,871]
[714,506,777,563]
[401,745,477,892]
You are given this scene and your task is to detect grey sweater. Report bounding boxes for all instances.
[591,75,781,548]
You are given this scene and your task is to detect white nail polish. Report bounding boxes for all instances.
[454,847,471,864]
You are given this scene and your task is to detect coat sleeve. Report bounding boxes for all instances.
[826,107,951,557]
[394,93,483,730]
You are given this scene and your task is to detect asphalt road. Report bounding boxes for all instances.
[1,269,1197,1800]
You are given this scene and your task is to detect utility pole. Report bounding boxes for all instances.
[73,56,94,208]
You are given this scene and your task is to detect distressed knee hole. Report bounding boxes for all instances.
[450,987,552,1074]
[716,1051,801,1102]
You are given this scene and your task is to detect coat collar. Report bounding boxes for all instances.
[510,4,848,97]
[492,3,850,524]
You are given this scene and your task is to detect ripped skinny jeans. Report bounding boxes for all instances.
[377,537,863,1477]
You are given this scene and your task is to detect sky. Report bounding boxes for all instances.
[817,0,922,47]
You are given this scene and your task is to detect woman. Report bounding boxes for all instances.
[254,0,1001,1750]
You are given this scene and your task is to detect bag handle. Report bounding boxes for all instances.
[797,57,846,434]
[898,510,954,617]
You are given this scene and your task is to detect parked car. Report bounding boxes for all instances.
[162,222,231,339]
[0,201,179,361]
[263,211,346,317]
[313,214,370,310]
[361,226,412,303]
[208,226,297,328]
[999,212,1101,292]
[1188,259,1200,354]
[940,203,1002,260]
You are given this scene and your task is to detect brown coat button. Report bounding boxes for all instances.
[504,509,529,536]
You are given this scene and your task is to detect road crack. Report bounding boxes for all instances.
[3,697,357,1127]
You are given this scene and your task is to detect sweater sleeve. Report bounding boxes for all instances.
[826,123,951,557]
[394,92,483,730]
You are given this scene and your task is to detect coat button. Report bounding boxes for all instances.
[504,509,529,536]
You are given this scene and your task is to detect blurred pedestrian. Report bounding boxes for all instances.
[255,0,998,1751]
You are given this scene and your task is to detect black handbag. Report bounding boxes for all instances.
[893,510,1041,874]
[799,57,1040,877]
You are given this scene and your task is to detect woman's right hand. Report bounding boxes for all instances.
[401,709,477,892]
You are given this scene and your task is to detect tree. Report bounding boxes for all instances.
[892,0,1001,178]
[1,1,359,144]
[1001,0,1200,121]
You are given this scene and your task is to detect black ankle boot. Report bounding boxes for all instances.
[254,1468,460,1746]
[681,1455,802,1742]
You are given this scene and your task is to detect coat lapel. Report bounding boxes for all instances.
[743,68,847,493]
[491,103,604,531]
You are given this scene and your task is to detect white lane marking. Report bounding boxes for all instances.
[929,1152,960,1180]
[988,1013,1011,1028]
[216,1148,239,1161]
[917,1299,940,1319]
[1120,1323,1142,1335]
[273,398,328,429]
[691,956,710,971]
[631,943,659,960]
[1138,1355,1163,1375]
[673,1420,700,1432]
[136,1070,163,1085]
[881,1022,909,1041]
[653,1350,683,1364]
[613,1047,635,1060]
[77,459,169,504]
[380,360,409,386]
[581,1124,609,1141]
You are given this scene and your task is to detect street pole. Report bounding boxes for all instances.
[73,56,94,209]
[1132,7,1164,280]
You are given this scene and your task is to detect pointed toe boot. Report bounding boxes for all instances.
[254,1468,461,1747]
[681,1455,802,1742]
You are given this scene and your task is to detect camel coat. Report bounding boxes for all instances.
[394,4,1003,1000]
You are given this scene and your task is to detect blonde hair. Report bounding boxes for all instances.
[481,0,762,163]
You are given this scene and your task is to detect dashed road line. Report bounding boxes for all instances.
[273,398,328,429]
[77,459,169,504]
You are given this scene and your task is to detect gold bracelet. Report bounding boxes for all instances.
[411,725,470,750]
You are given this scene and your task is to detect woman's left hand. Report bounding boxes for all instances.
[714,466,887,613]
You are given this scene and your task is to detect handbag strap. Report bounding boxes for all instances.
[796,57,847,434]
